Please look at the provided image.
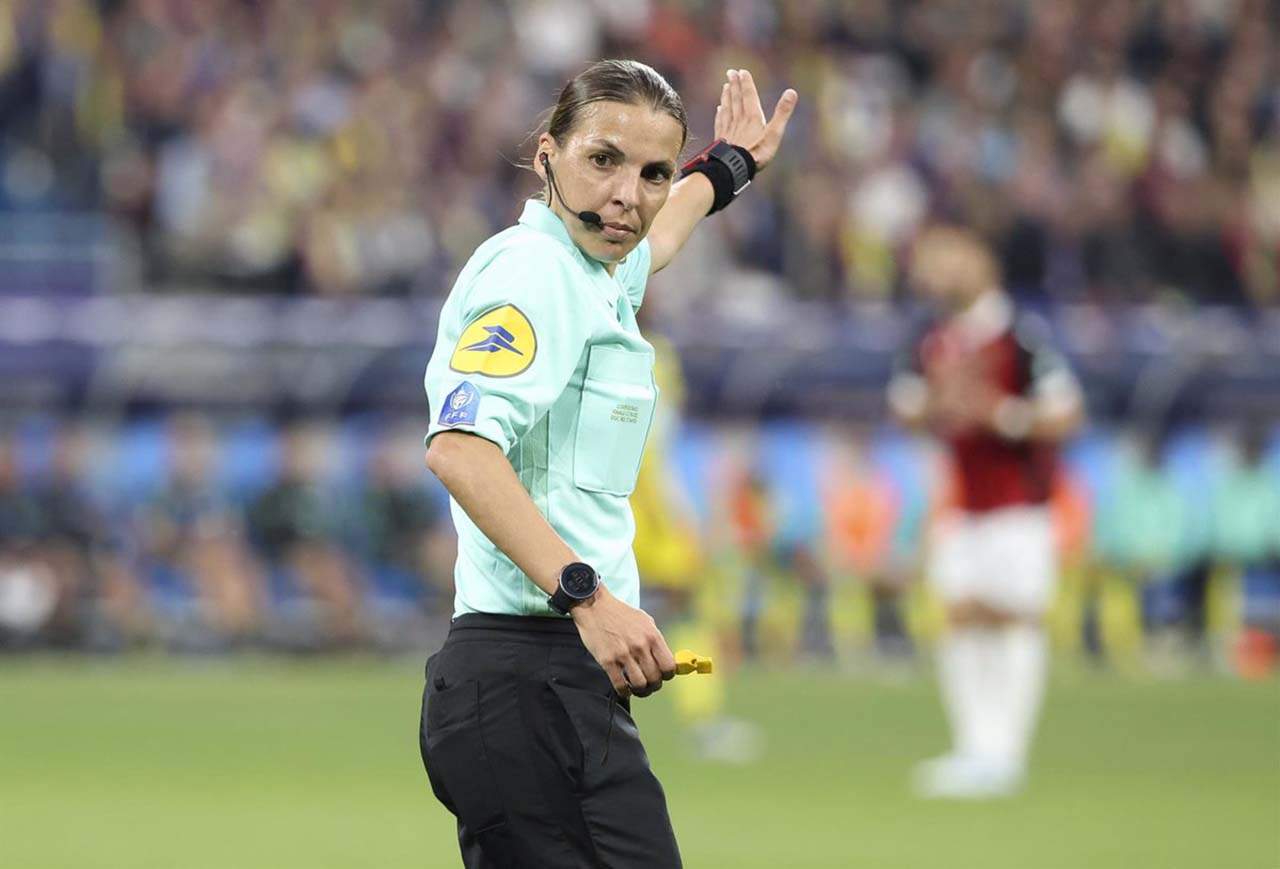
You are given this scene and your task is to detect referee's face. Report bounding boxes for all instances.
[538,101,683,272]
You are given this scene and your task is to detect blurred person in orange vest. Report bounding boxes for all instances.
[825,430,915,661]
[888,225,1085,798]
[728,449,835,663]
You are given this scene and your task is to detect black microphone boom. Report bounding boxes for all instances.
[540,154,602,227]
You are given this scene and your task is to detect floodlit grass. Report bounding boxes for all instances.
[1,656,1276,868]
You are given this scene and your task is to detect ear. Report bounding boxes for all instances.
[535,133,556,181]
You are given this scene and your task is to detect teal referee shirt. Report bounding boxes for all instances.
[424,200,658,616]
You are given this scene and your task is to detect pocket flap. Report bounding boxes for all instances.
[586,345,653,386]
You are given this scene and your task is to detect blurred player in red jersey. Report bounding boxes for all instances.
[888,226,1085,798]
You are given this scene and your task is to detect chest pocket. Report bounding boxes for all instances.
[573,346,657,496]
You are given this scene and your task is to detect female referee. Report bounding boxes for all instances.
[419,59,796,868]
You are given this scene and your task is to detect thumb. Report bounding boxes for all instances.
[752,89,798,168]
[767,88,799,135]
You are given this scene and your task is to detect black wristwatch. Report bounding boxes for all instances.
[547,562,600,615]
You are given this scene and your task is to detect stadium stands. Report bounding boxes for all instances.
[0,0,1274,305]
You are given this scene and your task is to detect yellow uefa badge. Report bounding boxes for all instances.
[449,304,537,378]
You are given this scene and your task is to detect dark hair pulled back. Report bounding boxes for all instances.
[546,59,688,152]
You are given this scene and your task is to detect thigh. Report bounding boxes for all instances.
[419,645,596,868]
[977,508,1056,615]
[927,515,982,604]
[548,650,683,869]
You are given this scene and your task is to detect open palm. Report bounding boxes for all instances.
[714,69,799,171]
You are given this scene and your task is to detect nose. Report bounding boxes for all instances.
[610,168,642,213]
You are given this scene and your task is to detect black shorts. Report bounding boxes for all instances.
[418,613,682,868]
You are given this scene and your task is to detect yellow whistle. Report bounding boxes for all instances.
[674,649,714,675]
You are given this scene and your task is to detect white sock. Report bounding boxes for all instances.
[937,630,988,758]
[995,624,1048,770]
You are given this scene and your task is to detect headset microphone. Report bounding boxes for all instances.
[540,153,603,228]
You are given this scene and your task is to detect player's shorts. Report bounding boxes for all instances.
[927,505,1056,615]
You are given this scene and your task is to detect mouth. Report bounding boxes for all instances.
[600,222,635,241]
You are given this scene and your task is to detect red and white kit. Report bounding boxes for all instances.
[890,291,1082,615]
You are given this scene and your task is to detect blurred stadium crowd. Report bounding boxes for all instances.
[2,413,1277,671]
[0,415,458,651]
[0,0,1276,305]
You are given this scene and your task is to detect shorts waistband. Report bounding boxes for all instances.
[449,612,580,639]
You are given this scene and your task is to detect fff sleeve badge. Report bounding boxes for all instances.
[440,382,481,427]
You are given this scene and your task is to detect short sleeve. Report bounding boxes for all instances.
[1015,318,1083,413]
[424,242,591,453]
[615,237,652,311]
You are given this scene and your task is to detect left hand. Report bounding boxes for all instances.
[714,68,799,172]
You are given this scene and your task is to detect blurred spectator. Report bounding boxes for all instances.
[248,422,365,647]
[1097,429,1207,651]
[0,434,57,646]
[132,414,266,648]
[1213,422,1280,640]
[0,0,1274,305]
[1098,434,1170,568]
[353,427,454,613]
[29,424,102,645]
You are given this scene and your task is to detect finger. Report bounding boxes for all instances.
[728,69,745,127]
[623,657,657,698]
[715,82,730,138]
[635,647,664,689]
[653,639,677,681]
[635,649,669,695]
[765,88,799,140]
[609,663,631,698]
[636,679,662,697]
[631,670,663,698]
[738,69,765,124]
[754,89,799,166]
[637,653,664,696]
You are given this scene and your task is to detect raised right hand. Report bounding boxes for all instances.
[572,584,676,698]
[715,68,798,172]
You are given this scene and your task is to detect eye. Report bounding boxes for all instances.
[590,153,613,168]
[642,167,672,184]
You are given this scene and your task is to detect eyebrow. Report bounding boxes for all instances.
[586,139,676,175]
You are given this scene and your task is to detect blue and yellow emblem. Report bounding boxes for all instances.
[449,304,537,378]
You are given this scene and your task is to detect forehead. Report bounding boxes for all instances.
[568,100,683,162]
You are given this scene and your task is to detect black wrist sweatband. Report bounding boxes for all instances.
[680,139,757,215]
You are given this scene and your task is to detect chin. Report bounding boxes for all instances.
[591,239,638,264]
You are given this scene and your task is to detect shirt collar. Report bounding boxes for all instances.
[517,199,625,276]
[518,199,577,252]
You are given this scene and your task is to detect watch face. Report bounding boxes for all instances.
[562,563,597,598]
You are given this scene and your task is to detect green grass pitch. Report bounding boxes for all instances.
[1,657,1276,868]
